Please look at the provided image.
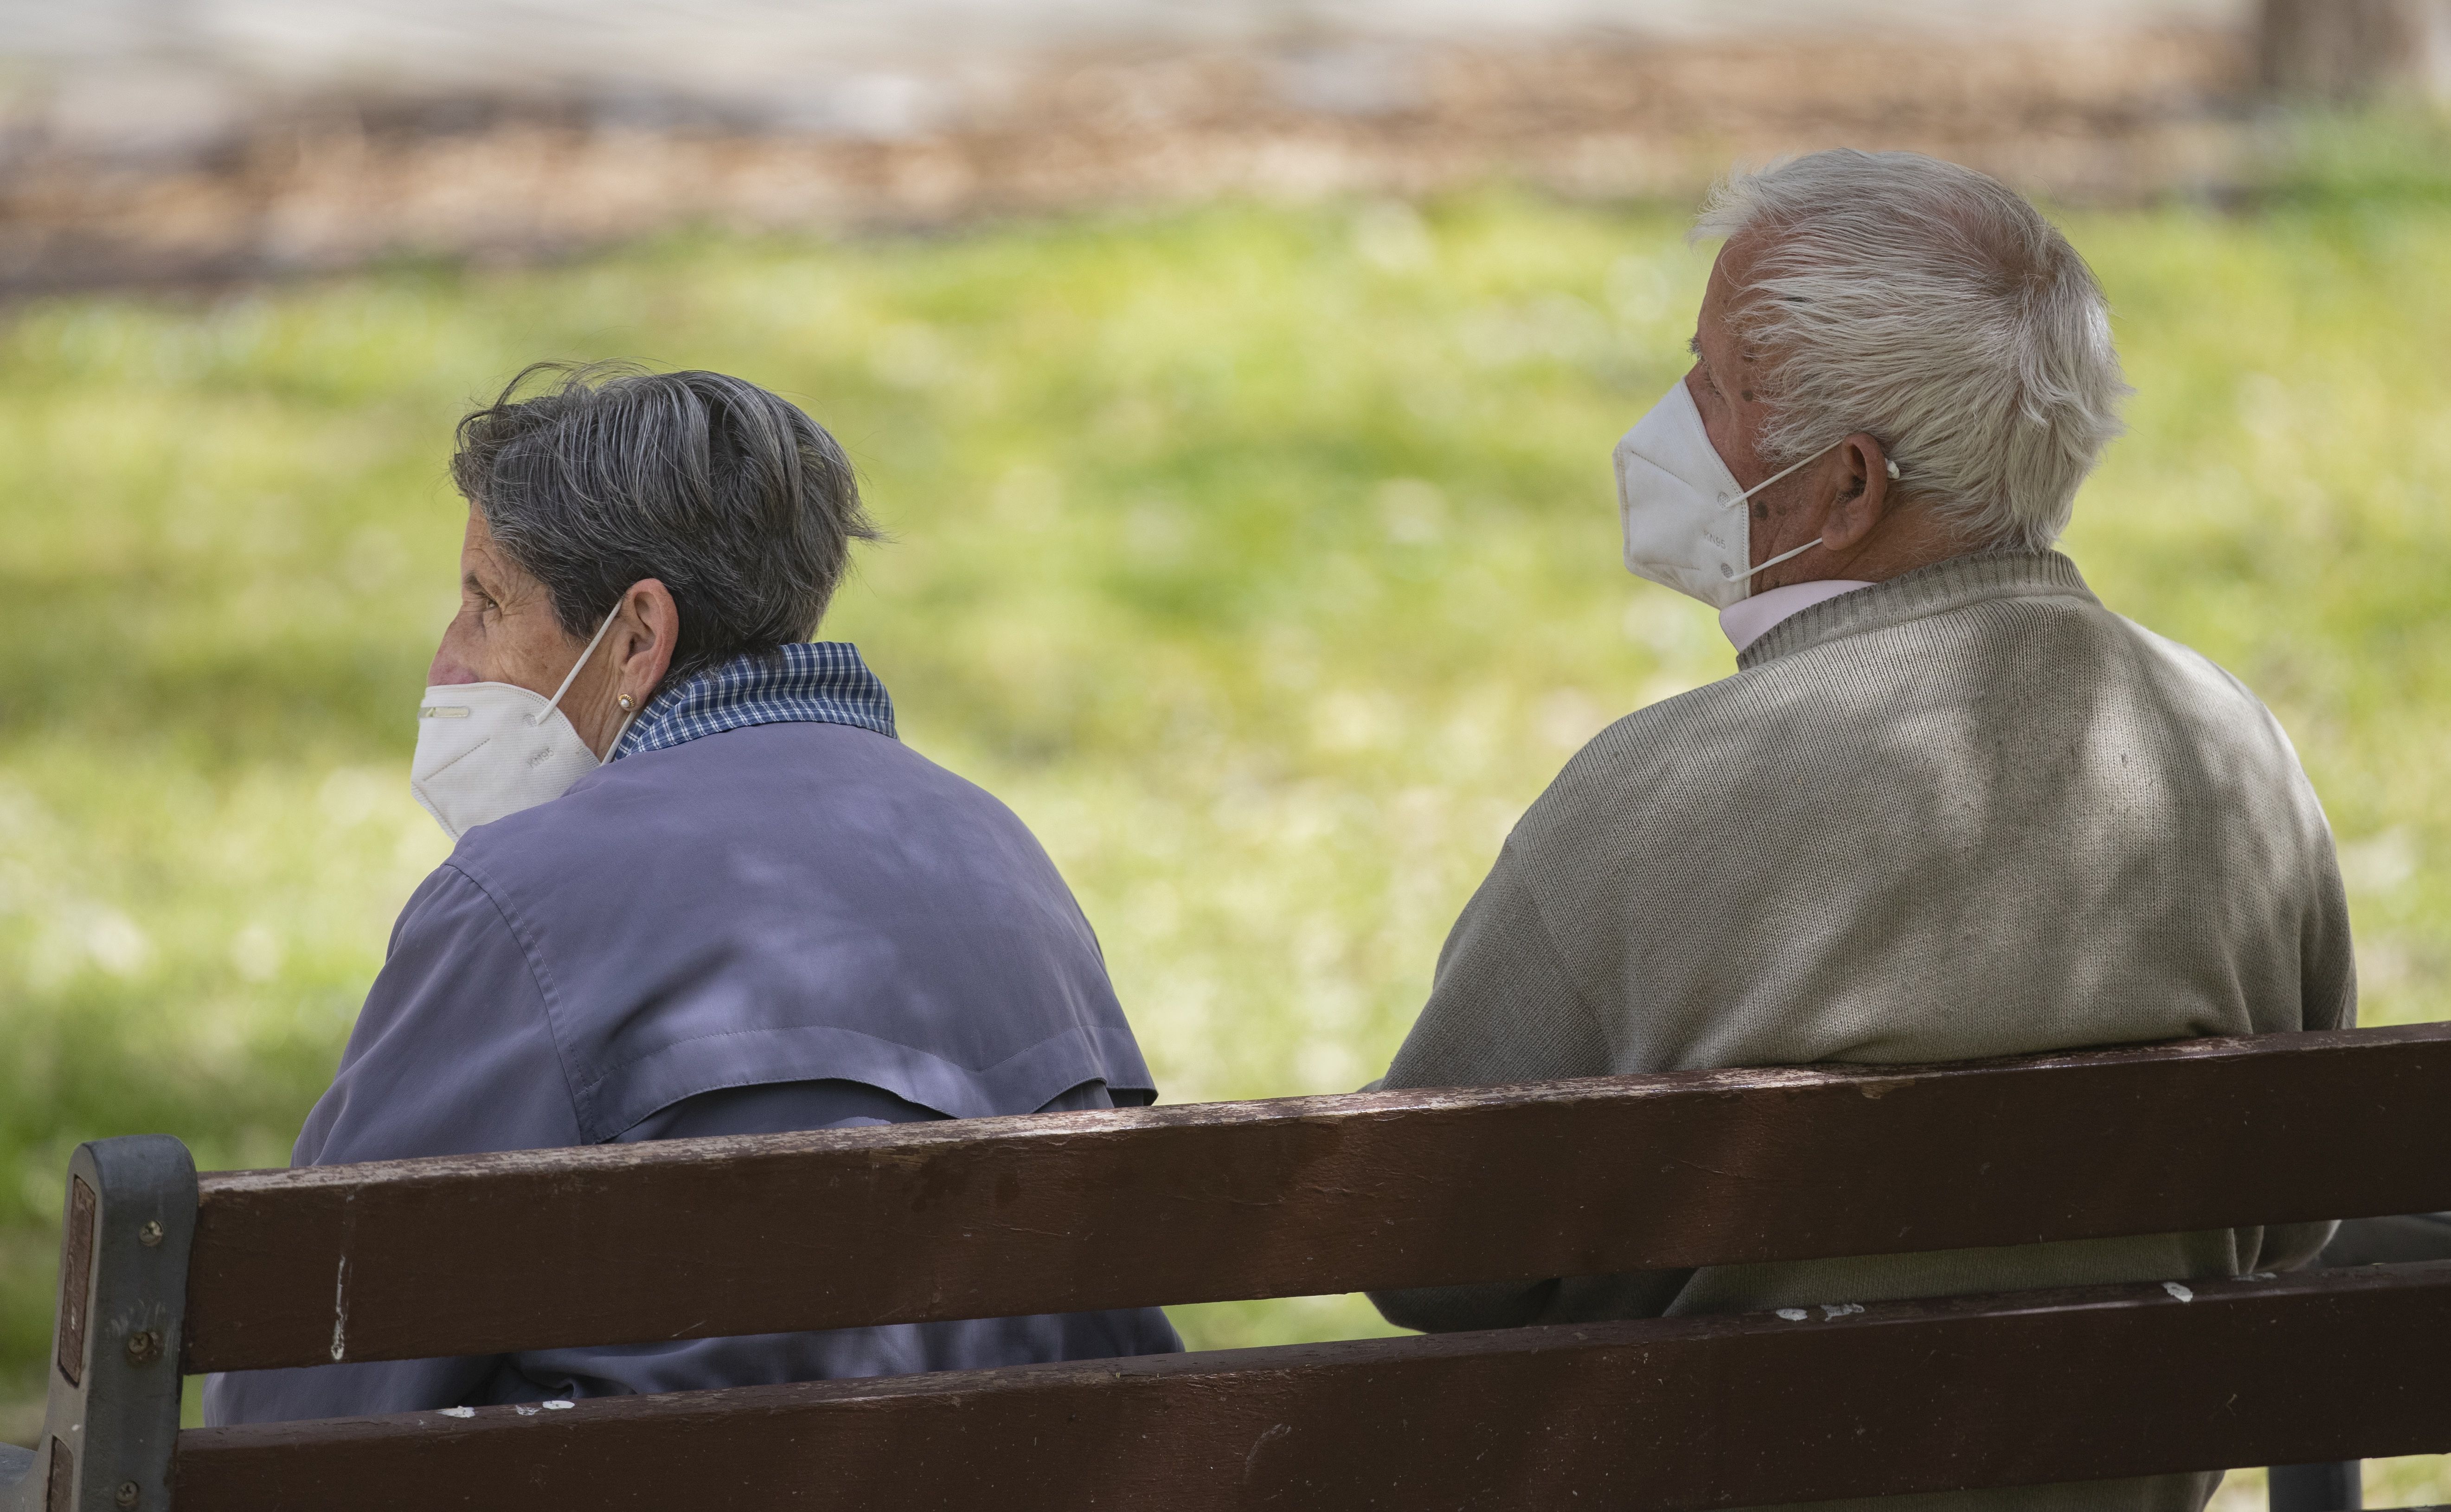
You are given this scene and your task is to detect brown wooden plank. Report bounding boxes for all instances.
[183,1023,2451,1372]
[175,1263,2451,1512]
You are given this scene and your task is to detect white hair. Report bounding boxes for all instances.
[1692,150,2130,553]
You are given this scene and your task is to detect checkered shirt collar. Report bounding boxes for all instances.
[610,641,897,761]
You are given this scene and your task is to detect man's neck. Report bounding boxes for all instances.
[1758,511,1970,594]
[1720,578,1876,653]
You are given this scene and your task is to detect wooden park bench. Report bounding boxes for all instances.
[5,1020,2449,1512]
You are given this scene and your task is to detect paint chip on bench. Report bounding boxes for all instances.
[439,1407,475,1418]
[2162,1282,2194,1302]
[1776,1308,1809,1321]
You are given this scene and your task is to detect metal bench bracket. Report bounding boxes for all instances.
[0,1137,197,1512]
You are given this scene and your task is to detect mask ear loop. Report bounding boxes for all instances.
[600,705,642,767]
[531,605,628,728]
[1719,453,1903,584]
[1713,448,1825,511]
[1726,537,1823,583]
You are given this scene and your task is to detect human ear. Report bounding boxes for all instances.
[1819,433,1895,551]
[612,580,680,710]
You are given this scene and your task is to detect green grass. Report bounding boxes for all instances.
[3,180,2448,1475]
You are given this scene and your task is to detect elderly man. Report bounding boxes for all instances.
[206,363,1178,1424]
[1367,151,2353,1510]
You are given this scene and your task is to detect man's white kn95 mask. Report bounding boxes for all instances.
[410,605,628,842]
[1612,380,1895,611]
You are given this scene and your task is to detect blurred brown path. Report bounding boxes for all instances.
[0,0,2377,292]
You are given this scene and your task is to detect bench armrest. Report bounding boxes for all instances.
[3,1137,196,1512]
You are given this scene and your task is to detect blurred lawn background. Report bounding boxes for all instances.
[4,118,2450,1493]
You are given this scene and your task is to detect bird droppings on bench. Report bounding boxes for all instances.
[1820,1303,1865,1320]
[1775,1308,1809,1321]
[328,1255,349,1363]
[542,1401,573,1410]
[1244,1421,1292,1478]
[2163,1282,2194,1302]
[438,1408,475,1419]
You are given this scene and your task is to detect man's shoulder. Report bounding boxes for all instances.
[1744,569,2275,734]
[1511,584,2306,868]
[1538,662,1846,802]
[2102,611,2269,712]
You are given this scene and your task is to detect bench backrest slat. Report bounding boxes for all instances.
[173,1262,2451,1512]
[181,1023,2451,1373]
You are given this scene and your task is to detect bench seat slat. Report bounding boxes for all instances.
[174,1263,2451,1512]
[183,1023,2451,1373]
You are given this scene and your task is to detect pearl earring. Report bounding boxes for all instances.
[617,693,635,712]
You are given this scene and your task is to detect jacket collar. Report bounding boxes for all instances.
[611,641,897,760]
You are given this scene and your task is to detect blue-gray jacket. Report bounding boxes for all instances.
[205,643,1180,1424]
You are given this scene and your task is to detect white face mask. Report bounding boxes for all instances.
[411,607,635,842]
[1612,379,1892,610]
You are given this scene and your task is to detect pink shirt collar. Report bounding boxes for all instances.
[1718,579,1876,653]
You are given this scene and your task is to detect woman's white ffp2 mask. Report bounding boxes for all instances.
[411,607,629,842]
[1612,380,1889,610]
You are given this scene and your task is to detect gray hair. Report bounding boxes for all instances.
[451,362,879,681]
[1692,150,2130,552]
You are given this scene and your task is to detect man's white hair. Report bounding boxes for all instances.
[1693,150,2130,552]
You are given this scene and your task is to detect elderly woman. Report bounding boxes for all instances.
[205,364,1178,1424]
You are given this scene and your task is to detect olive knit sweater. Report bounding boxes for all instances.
[1372,550,2355,1512]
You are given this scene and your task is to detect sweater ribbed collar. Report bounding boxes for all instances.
[1735,550,2098,672]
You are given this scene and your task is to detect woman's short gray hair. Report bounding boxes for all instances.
[451,362,879,681]
[1693,150,2130,552]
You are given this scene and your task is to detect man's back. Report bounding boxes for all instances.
[1374,552,2351,1511]
[1396,551,2349,1082]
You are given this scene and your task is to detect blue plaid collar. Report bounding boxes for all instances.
[610,641,897,761]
